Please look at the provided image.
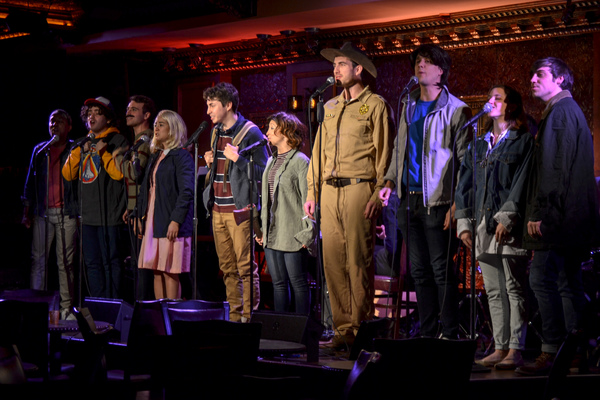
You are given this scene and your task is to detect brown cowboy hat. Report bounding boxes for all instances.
[320,42,377,78]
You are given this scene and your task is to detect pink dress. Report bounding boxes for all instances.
[138,151,192,274]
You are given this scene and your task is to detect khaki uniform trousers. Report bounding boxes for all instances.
[321,182,375,337]
[212,211,260,322]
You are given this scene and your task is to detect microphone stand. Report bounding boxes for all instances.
[242,144,265,318]
[397,91,413,339]
[192,141,200,299]
[308,93,330,336]
[463,121,478,340]
[121,150,140,302]
[44,146,51,291]
[76,152,84,307]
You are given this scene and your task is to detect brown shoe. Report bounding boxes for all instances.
[515,352,555,376]
[324,335,354,350]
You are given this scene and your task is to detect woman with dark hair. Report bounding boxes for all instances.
[455,85,534,369]
[256,112,317,315]
[136,110,194,300]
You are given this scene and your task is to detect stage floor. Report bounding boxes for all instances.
[249,342,600,400]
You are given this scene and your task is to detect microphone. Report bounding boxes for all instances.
[35,135,59,155]
[184,121,209,147]
[460,102,494,131]
[399,76,419,100]
[310,76,335,98]
[403,76,419,92]
[238,137,268,157]
[123,135,150,158]
[72,133,95,149]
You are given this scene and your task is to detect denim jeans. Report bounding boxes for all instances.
[529,248,586,354]
[82,224,124,299]
[264,247,311,315]
[397,195,459,338]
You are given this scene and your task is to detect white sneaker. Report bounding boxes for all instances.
[60,308,76,320]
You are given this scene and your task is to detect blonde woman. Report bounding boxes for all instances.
[136,110,194,299]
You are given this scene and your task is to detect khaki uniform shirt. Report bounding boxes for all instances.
[306,85,393,204]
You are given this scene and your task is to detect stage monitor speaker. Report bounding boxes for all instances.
[83,297,134,343]
[251,311,324,362]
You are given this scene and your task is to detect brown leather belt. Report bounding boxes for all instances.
[325,178,374,188]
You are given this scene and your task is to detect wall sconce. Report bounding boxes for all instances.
[309,97,317,110]
[288,95,303,112]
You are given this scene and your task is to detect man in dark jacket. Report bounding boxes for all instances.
[516,57,599,376]
[22,109,78,319]
[202,82,268,322]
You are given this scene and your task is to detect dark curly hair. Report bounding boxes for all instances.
[267,112,307,150]
[203,82,239,113]
[80,103,117,129]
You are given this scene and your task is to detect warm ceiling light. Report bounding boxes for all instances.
[280,30,295,37]
[0,32,30,40]
[256,34,271,41]
[47,18,73,27]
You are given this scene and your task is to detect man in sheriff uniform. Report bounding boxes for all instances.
[304,42,394,350]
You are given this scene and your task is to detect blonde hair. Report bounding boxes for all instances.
[151,109,187,152]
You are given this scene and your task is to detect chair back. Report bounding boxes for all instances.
[72,307,112,384]
[348,317,395,361]
[0,299,49,380]
[0,344,27,384]
[124,300,170,380]
[163,299,230,334]
[162,319,261,398]
[344,337,477,400]
[168,319,261,375]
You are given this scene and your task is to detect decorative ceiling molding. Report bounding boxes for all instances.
[159,0,600,74]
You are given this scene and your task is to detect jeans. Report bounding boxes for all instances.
[264,247,311,315]
[82,224,124,299]
[478,256,528,350]
[397,195,459,338]
[31,210,77,311]
[529,248,586,354]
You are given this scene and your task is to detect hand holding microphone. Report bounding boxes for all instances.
[72,132,96,150]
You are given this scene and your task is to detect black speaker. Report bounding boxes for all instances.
[83,297,134,343]
[250,311,323,362]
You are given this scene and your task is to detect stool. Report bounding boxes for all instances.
[374,275,417,318]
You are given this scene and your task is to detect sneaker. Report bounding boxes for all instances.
[60,308,76,321]
[515,352,555,376]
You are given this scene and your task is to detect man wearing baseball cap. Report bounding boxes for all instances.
[304,42,394,350]
[62,96,129,299]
